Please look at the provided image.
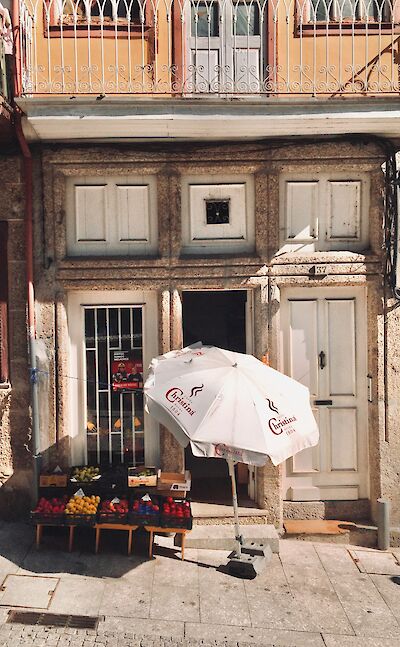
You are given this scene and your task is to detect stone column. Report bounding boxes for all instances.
[158,288,185,472]
[254,281,283,529]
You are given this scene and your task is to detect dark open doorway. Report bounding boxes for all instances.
[182,290,250,503]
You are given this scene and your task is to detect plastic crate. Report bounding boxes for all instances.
[30,512,65,525]
[97,511,128,524]
[128,494,160,526]
[159,514,193,530]
[64,513,97,526]
[159,498,192,530]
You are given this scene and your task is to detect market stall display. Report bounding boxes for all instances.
[31,467,193,559]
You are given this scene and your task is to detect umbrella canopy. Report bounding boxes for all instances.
[144,343,319,467]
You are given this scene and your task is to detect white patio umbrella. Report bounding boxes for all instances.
[144,343,319,555]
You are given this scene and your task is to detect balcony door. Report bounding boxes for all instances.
[187,0,262,93]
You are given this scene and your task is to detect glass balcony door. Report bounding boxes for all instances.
[187,0,262,93]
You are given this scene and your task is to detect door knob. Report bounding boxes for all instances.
[319,351,326,370]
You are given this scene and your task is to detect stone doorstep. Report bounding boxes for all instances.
[180,523,280,553]
[283,519,378,547]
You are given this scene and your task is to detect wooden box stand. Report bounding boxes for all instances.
[34,522,189,560]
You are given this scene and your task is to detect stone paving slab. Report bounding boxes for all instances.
[185,622,325,646]
[349,549,400,575]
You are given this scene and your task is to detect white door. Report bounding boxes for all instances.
[187,1,262,93]
[281,287,368,501]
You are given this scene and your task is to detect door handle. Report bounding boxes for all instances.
[314,399,333,406]
[319,351,326,370]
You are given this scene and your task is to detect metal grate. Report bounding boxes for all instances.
[7,611,100,630]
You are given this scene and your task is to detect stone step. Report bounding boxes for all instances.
[283,519,377,547]
[181,523,280,553]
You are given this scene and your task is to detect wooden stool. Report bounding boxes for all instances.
[35,524,76,552]
[145,526,187,560]
[94,524,138,555]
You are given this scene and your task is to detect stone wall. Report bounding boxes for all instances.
[3,137,400,532]
[0,152,32,518]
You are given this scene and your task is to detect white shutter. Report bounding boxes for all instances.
[327,180,361,240]
[284,181,318,241]
[75,186,107,242]
[117,185,149,243]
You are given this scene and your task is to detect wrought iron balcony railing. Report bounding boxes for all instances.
[17,0,400,96]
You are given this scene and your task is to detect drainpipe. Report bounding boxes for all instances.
[12,0,40,504]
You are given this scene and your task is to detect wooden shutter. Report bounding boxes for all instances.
[0,221,8,383]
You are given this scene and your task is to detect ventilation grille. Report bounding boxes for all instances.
[7,611,99,630]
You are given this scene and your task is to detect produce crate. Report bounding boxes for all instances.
[30,512,65,525]
[160,514,193,530]
[97,511,128,524]
[157,471,191,493]
[160,499,193,530]
[69,465,102,485]
[128,467,158,488]
[128,495,160,525]
[64,513,97,526]
[39,474,68,488]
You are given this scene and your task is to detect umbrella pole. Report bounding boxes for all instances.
[227,459,243,557]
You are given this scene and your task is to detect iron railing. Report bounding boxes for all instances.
[18,0,400,95]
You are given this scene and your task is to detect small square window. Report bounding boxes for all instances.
[206,200,230,225]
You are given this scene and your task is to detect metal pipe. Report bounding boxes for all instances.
[377,498,391,550]
[14,111,41,506]
[227,459,242,557]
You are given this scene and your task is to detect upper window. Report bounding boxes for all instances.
[279,172,370,254]
[305,0,391,22]
[181,175,255,255]
[66,176,158,257]
[50,0,149,28]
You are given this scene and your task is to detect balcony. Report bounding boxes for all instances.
[0,3,13,141]
[16,0,400,97]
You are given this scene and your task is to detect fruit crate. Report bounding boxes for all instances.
[30,511,65,525]
[128,495,161,526]
[160,499,193,530]
[97,511,128,524]
[69,465,102,485]
[64,513,97,526]
[128,467,158,488]
[39,473,68,488]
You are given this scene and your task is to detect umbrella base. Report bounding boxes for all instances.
[227,543,272,579]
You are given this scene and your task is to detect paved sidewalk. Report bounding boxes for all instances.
[0,522,399,646]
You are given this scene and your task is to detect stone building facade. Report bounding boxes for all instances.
[1,137,397,533]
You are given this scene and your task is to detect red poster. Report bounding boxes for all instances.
[111,351,143,392]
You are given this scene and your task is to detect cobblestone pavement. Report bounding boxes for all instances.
[0,522,400,647]
[0,625,273,647]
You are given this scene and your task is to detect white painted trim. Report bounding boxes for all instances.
[20,110,400,142]
[67,290,159,467]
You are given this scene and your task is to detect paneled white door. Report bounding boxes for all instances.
[281,287,368,501]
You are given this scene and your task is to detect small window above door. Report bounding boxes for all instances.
[181,175,255,254]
